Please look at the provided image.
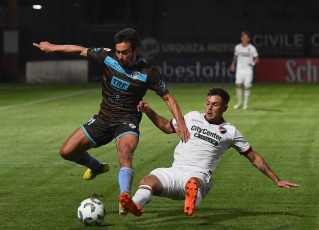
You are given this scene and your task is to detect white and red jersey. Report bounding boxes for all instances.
[234,43,258,73]
[170,111,251,175]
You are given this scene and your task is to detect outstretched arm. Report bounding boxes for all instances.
[33,41,88,57]
[161,93,190,141]
[244,150,300,188]
[137,101,174,134]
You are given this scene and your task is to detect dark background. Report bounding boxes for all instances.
[1,0,318,81]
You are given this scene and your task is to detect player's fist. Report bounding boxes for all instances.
[33,41,53,53]
[137,101,150,113]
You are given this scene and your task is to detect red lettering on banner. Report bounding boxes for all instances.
[256,59,319,83]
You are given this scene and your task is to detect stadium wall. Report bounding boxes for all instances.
[256,58,319,83]
[26,60,88,83]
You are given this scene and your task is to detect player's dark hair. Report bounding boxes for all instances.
[114,28,141,51]
[207,88,230,105]
[241,31,251,39]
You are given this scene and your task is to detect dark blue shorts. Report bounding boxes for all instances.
[81,113,141,147]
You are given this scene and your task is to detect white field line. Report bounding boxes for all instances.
[0,88,99,110]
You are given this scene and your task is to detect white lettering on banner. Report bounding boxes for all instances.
[206,43,234,53]
[311,34,319,47]
[160,43,234,54]
[253,34,304,47]
[155,61,233,79]
[162,43,205,53]
[286,60,318,83]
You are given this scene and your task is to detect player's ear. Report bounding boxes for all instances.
[223,105,228,112]
[134,47,140,56]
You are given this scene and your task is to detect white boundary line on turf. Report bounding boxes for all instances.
[0,88,99,110]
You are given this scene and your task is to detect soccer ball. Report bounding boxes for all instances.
[77,198,106,226]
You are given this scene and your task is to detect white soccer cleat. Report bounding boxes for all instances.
[233,104,241,109]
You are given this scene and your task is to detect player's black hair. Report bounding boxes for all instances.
[207,88,230,105]
[114,28,141,51]
[241,31,251,39]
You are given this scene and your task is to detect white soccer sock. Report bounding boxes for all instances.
[132,185,153,207]
[244,89,251,106]
[236,88,242,105]
[195,189,203,207]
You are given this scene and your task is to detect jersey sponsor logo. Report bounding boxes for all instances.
[129,123,137,129]
[159,80,167,91]
[239,52,251,57]
[191,119,203,123]
[107,93,122,106]
[111,76,130,90]
[93,47,111,52]
[194,133,218,146]
[107,94,122,106]
[191,125,222,141]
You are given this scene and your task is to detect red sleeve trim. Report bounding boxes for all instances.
[170,119,177,133]
[240,146,252,155]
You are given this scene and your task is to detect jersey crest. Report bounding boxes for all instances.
[131,71,140,79]
[219,126,227,134]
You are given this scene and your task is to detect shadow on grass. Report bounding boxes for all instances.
[121,206,304,229]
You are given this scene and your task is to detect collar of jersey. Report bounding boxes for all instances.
[104,56,147,82]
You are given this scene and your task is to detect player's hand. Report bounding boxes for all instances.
[33,41,53,53]
[230,64,235,72]
[137,101,150,113]
[176,122,190,142]
[276,180,300,188]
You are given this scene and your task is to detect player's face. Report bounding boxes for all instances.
[115,42,138,68]
[241,34,250,45]
[205,95,228,124]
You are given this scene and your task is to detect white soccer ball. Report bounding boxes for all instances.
[77,198,106,226]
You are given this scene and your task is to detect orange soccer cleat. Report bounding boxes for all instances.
[184,178,198,216]
[119,193,143,217]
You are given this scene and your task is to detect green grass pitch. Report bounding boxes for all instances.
[0,82,318,229]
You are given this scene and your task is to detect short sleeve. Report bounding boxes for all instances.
[234,45,239,56]
[87,48,111,65]
[231,129,252,154]
[146,67,169,97]
[252,45,258,57]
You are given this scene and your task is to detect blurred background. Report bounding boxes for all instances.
[1,0,318,83]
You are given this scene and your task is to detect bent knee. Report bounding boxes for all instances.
[59,145,73,160]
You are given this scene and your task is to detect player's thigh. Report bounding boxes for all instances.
[140,174,164,195]
[235,72,245,84]
[244,73,253,88]
[150,167,185,200]
[60,127,94,159]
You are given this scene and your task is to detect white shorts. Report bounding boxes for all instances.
[235,70,253,88]
[150,167,213,200]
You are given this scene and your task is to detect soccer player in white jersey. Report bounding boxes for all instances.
[119,87,300,217]
[230,31,260,109]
